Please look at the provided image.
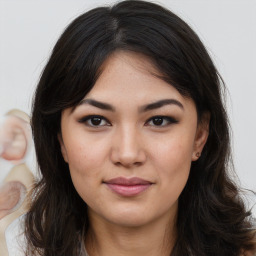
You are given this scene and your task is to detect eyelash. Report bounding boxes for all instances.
[145,116,178,127]
[78,115,178,128]
[78,115,111,127]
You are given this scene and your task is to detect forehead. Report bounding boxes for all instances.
[85,51,186,104]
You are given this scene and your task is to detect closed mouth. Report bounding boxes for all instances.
[104,177,153,196]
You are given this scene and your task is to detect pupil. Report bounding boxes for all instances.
[91,117,101,125]
[153,117,163,125]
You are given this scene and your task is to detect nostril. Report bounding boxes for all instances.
[113,160,144,168]
[111,146,147,167]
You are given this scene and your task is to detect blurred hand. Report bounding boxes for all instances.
[0,114,30,161]
[0,181,26,219]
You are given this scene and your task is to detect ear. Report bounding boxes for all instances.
[57,133,69,163]
[192,112,210,161]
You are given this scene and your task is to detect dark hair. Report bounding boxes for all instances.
[26,0,255,255]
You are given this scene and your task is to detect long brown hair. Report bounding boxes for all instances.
[26,1,255,255]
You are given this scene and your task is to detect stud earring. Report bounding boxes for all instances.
[196,152,201,158]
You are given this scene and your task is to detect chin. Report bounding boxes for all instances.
[99,204,159,228]
[110,214,153,228]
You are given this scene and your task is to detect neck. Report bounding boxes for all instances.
[85,211,177,256]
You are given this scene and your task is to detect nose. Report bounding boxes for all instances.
[110,125,146,168]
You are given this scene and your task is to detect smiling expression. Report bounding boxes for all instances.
[59,51,209,228]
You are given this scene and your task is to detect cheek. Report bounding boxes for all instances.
[66,143,102,203]
[65,132,109,171]
[64,135,110,201]
[152,133,194,168]
[150,134,194,193]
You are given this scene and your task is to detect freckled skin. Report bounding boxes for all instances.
[59,51,209,254]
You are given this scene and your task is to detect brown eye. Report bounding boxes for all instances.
[78,115,110,127]
[152,117,164,126]
[146,116,178,127]
[91,117,102,126]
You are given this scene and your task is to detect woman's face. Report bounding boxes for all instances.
[59,51,208,228]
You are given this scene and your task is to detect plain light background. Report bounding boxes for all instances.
[0,0,255,210]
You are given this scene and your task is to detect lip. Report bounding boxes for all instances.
[104,177,153,197]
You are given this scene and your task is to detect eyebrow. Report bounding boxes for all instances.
[76,99,115,111]
[139,99,184,112]
[75,98,184,112]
